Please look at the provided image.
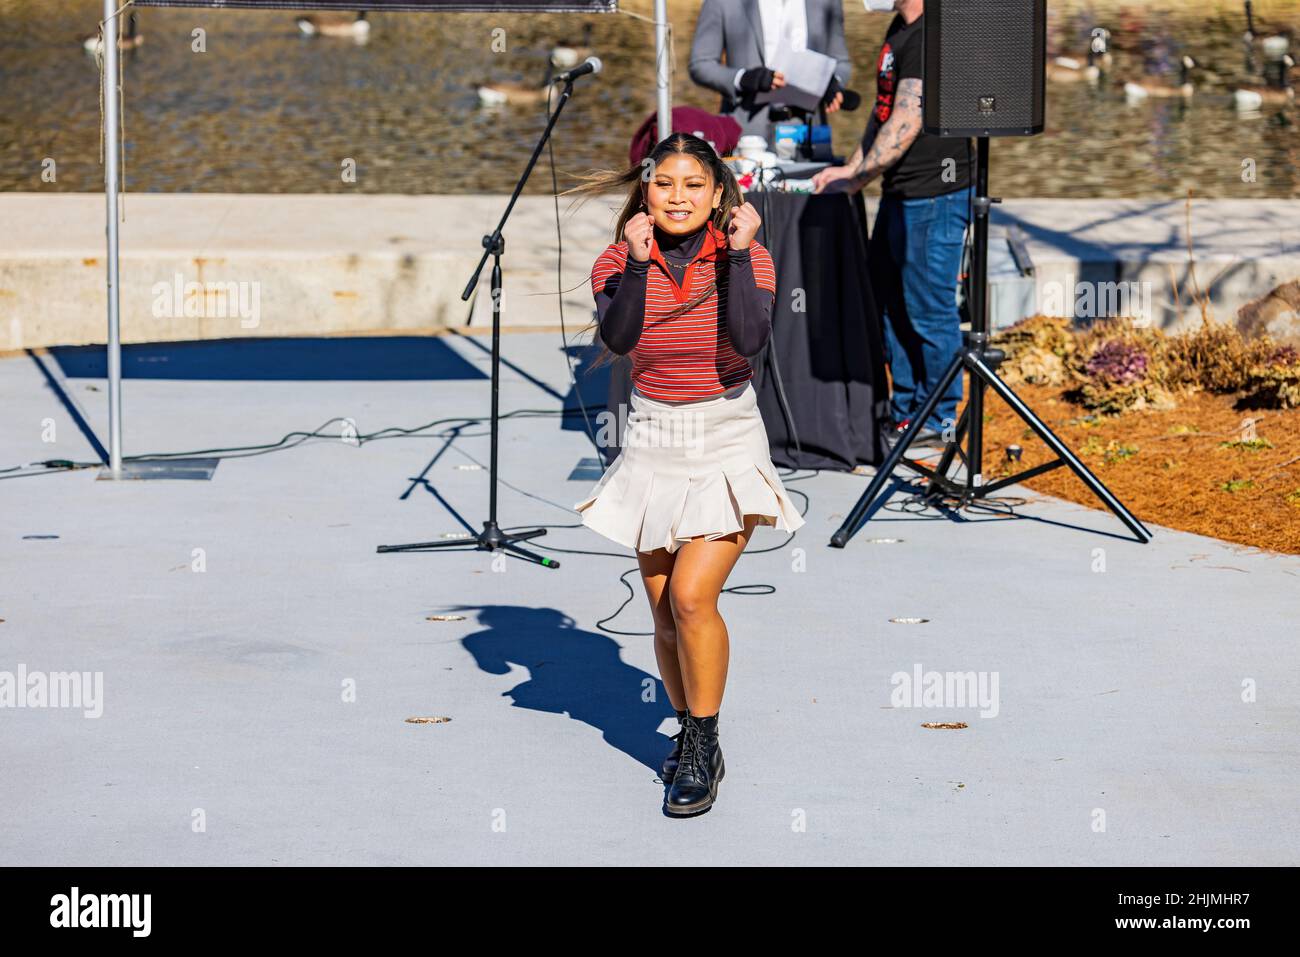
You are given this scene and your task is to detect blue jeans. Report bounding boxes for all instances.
[869,185,972,433]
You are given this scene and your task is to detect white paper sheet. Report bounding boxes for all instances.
[755,42,837,113]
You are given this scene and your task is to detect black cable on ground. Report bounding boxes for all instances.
[0,406,595,478]
[1,393,820,635]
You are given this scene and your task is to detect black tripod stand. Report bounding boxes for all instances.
[830,138,1151,547]
[377,80,584,568]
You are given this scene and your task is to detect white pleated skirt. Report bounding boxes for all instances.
[573,379,806,554]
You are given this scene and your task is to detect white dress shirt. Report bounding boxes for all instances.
[733,0,810,90]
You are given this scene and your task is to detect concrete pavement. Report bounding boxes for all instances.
[1,330,1297,865]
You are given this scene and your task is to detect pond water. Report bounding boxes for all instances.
[1,0,1297,197]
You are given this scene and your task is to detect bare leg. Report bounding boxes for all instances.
[637,545,684,712]
[669,515,760,717]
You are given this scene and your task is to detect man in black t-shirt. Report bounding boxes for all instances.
[813,0,973,446]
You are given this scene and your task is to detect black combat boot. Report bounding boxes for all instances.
[664,711,724,816]
[662,708,689,783]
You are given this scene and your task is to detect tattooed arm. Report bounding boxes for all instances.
[842,142,865,173]
[811,139,866,194]
[834,78,924,193]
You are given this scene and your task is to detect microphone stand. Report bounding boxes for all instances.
[377,78,582,568]
[1244,0,1258,78]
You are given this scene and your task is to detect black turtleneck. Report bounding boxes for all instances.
[595,223,774,359]
[656,224,708,290]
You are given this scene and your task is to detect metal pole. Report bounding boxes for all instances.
[967,137,991,490]
[488,248,502,523]
[103,0,123,475]
[654,0,671,141]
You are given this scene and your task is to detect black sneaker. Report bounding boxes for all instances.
[909,427,947,449]
[884,419,946,451]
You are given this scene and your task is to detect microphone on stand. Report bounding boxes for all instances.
[554,56,603,84]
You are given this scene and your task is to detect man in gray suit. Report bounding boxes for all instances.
[689,0,852,144]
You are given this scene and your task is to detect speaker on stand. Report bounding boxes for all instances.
[831,0,1150,547]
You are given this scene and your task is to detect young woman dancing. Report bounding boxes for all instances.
[571,133,806,816]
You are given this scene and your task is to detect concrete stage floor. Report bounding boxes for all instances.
[1,331,1297,866]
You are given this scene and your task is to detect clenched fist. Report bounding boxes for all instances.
[624,211,654,262]
[727,202,761,251]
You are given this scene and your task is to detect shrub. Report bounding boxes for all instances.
[994,315,1076,387]
[992,314,1297,413]
[1085,339,1149,384]
[1159,318,1266,394]
[1072,322,1175,413]
[1243,344,1300,410]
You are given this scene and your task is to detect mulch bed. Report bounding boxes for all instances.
[961,385,1300,554]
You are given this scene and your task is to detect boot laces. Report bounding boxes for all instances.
[679,719,716,780]
[677,721,703,779]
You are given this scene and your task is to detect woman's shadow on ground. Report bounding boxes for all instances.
[453,605,675,775]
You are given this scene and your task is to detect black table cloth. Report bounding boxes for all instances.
[601,190,888,472]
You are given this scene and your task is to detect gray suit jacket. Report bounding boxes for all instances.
[689,0,852,142]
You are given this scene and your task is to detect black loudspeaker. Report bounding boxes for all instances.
[923,0,1047,136]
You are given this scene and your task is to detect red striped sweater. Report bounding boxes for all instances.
[590,222,777,401]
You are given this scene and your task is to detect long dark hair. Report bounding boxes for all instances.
[565,132,745,373]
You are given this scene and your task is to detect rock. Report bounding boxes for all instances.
[1237,280,1300,343]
